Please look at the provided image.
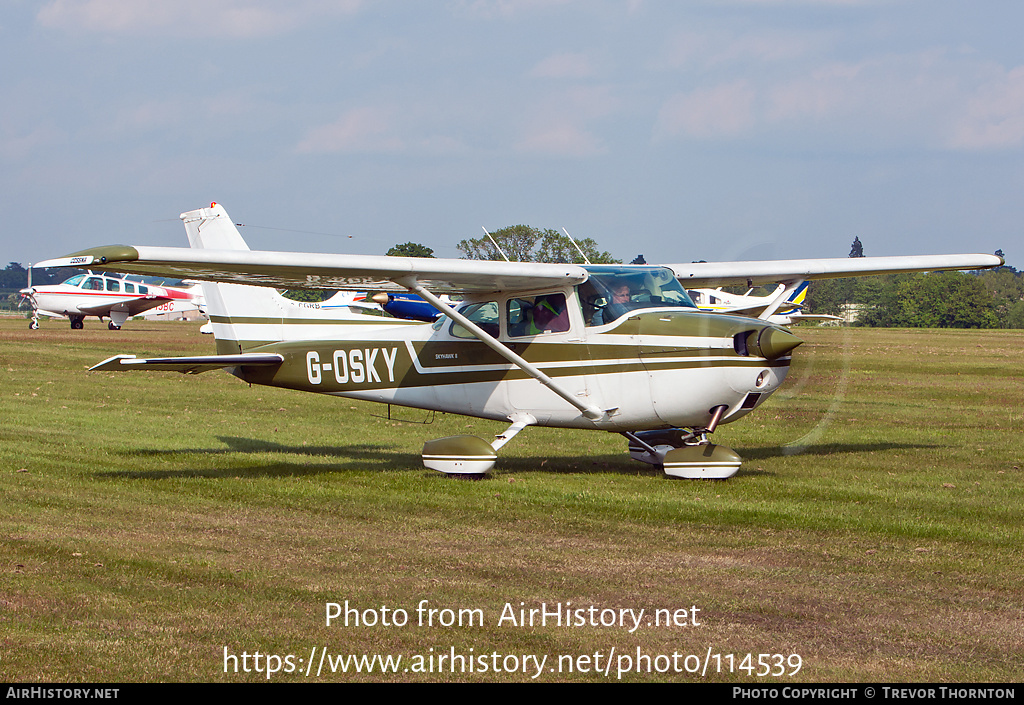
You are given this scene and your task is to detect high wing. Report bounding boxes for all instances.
[36,245,587,294]
[668,254,1003,288]
[36,247,1003,295]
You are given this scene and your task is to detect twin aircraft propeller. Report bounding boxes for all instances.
[36,203,1002,479]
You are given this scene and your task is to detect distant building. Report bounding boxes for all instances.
[840,303,865,324]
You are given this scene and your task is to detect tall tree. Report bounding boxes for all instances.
[849,236,864,258]
[387,242,435,258]
[976,268,1024,326]
[456,225,619,264]
[0,262,28,290]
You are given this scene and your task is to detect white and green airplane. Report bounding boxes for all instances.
[37,203,1003,479]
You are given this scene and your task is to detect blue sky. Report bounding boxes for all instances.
[3,1,1022,268]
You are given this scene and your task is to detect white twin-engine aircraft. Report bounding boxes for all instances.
[37,203,1002,479]
[20,270,204,330]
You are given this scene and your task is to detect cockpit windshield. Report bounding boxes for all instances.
[578,265,696,326]
[62,274,86,287]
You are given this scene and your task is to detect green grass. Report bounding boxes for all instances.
[1,317,1022,682]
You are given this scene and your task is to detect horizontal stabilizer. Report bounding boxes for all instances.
[90,353,284,375]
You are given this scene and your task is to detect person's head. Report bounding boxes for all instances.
[611,283,631,304]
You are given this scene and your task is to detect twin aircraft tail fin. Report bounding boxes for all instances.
[786,281,810,306]
[780,281,810,312]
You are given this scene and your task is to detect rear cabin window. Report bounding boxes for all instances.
[106,279,120,292]
[507,294,570,337]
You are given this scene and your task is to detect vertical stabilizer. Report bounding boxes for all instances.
[181,203,286,351]
[180,203,412,353]
[180,202,250,251]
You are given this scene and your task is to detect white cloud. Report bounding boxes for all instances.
[112,100,184,133]
[516,122,603,156]
[654,49,1024,152]
[530,52,594,79]
[948,65,1024,150]
[449,0,575,20]
[660,28,825,71]
[655,81,757,139]
[296,107,405,154]
[36,0,364,37]
[0,125,66,161]
[514,85,616,156]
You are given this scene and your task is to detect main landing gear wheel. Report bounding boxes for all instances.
[422,435,497,475]
[70,317,84,330]
[29,319,39,330]
[108,322,121,330]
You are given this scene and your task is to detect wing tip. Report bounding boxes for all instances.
[90,354,137,372]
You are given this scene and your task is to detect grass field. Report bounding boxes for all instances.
[1,317,1022,682]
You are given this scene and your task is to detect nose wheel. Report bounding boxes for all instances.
[70,316,84,330]
[624,406,741,478]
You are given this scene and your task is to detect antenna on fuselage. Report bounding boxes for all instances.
[481,227,511,262]
[562,227,592,265]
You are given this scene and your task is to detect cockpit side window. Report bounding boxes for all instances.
[449,301,499,339]
[83,277,104,291]
[577,266,696,326]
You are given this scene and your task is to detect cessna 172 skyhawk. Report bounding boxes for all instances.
[20,269,203,330]
[36,203,1002,479]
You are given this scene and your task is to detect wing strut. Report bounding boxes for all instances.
[400,278,606,422]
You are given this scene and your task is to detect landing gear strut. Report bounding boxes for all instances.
[624,405,741,479]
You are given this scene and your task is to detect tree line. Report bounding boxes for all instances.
[804,242,1022,329]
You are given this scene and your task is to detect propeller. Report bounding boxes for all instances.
[18,265,34,303]
[20,265,40,329]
